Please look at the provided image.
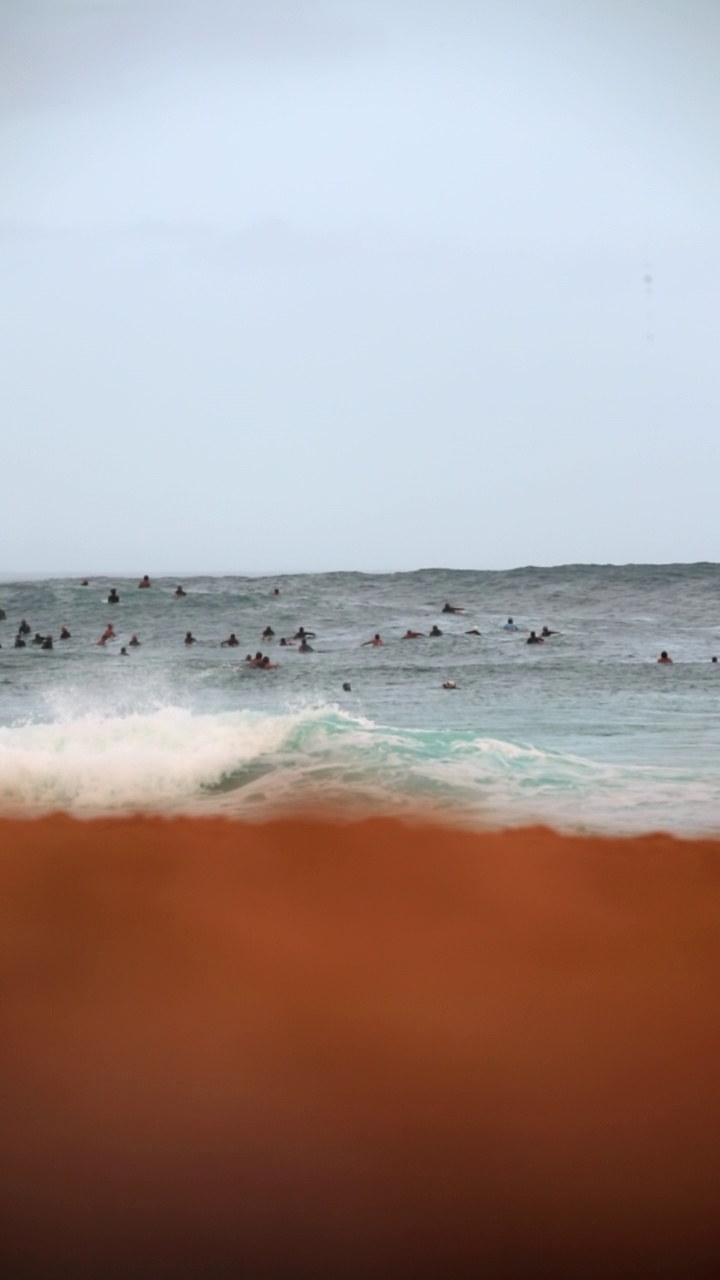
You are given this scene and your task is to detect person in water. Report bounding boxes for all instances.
[429,625,443,637]
[503,618,519,631]
[465,626,481,636]
[60,625,71,640]
[119,646,129,656]
[129,634,140,647]
[658,651,673,664]
[541,626,558,637]
[273,588,280,597]
[527,631,544,645]
[184,632,197,646]
[108,589,120,604]
[442,679,457,690]
[342,682,352,692]
[361,634,383,647]
[402,630,425,639]
[138,575,151,588]
[262,627,275,640]
[259,656,277,669]
[18,619,31,636]
[32,633,45,645]
[293,627,316,641]
[299,639,314,653]
[442,603,464,615]
[14,635,26,648]
[41,635,53,650]
[221,634,240,648]
[712,656,718,664]
[81,579,89,586]
[174,586,186,598]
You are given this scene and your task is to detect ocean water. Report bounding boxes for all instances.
[1,564,719,833]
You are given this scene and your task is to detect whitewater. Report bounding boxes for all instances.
[1,564,720,832]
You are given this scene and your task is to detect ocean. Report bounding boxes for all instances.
[1,563,719,833]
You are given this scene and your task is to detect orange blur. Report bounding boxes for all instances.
[1,813,719,1277]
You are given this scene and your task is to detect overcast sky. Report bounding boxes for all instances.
[2,0,719,574]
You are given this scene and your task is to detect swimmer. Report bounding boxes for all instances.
[541,626,558,638]
[259,656,277,669]
[138,575,151,588]
[429,625,443,637]
[249,651,264,666]
[503,618,519,631]
[119,646,129,656]
[657,651,673,664]
[361,634,383,647]
[174,586,186,598]
[442,604,465,615]
[342,682,352,692]
[402,630,425,639]
[442,679,457,690]
[14,635,26,648]
[18,620,31,636]
[299,640,314,653]
[128,635,140,647]
[465,626,482,636]
[41,635,53,650]
[221,634,240,648]
[108,589,120,604]
[60,625,71,640]
[527,631,544,645]
[101,624,115,642]
[262,627,275,640]
[184,632,197,646]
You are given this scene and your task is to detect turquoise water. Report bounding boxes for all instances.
[1,564,719,832]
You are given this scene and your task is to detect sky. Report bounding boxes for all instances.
[1,0,719,574]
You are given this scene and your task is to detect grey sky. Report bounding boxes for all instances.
[2,0,719,573]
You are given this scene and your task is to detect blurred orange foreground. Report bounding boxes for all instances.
[2,813,720,1277]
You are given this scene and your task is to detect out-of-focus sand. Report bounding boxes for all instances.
[1,813,719,1278]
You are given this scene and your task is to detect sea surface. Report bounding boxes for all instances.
[1,564,719,833]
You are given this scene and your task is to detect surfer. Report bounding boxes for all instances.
[429,625,443,637]
[174,586,186,598]
[442,603,464,614]
[541,626,558,637]
[129,634,141,647]
[138,575,151,588]
[221,634,240,648]
[60,625,71,640]
[527,631,544,645]
[361,634,383,647]
[402,630,425,639]
[658,651,673,664]
[262,627,275,640]
[108,588,120,604]
[503,618,519,631]
[41,635,53,650]
[14,635,26,648]
[465,626,482,636]
[299,640,314,653]
[184,632,197,646]
[18,619,31,636]
[293,627,316,641]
